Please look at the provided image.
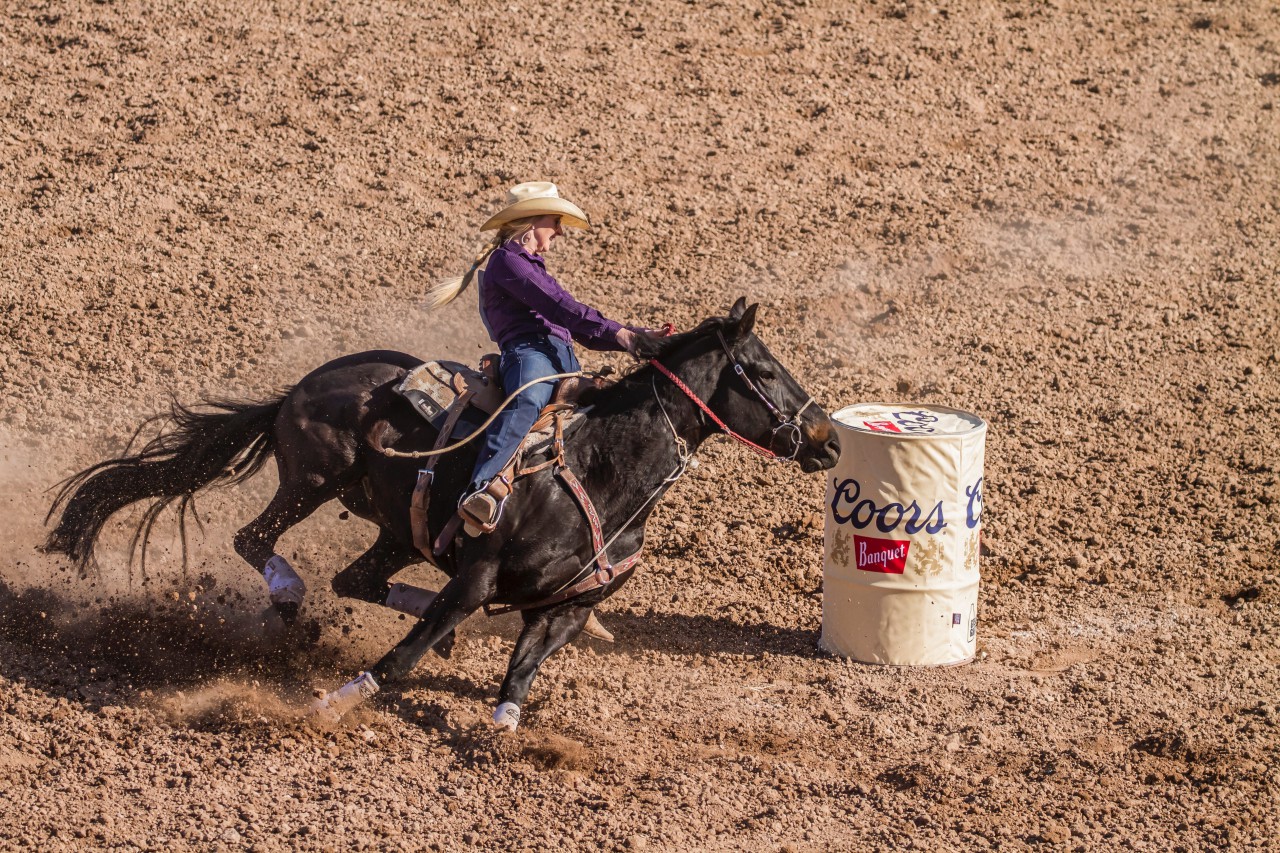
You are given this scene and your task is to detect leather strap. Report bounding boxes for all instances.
[410,470,434,556]
[484,464,641,616]
[432,513,462,557]
[557,466,609,566]
[485,562,638,616]
[410,391,474,561]
[515,409,567,478]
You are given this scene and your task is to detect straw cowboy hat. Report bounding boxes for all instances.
[480,181,590,231]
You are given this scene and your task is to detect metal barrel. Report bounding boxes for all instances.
[821,404,986,665]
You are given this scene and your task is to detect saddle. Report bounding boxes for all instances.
[395,356,502,429]
[394,357,616,551]
[395,356,608,433]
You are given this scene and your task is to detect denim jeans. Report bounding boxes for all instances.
[467,334,580,493]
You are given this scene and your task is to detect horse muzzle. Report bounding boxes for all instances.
[797,421,841,473]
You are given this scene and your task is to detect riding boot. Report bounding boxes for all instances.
[459,491,498,534]
[459,476,511,536]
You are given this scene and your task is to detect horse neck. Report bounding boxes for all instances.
[582,355,724,481]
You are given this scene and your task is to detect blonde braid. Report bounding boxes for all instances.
[425,219,536,310]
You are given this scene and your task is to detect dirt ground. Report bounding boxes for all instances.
[2,0,1278,849]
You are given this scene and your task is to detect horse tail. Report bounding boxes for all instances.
[43,393,290,573]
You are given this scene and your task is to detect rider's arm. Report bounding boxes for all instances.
[495,250,628,351]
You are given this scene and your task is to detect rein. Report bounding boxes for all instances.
[648,330,814,461]
[482,325,814,614]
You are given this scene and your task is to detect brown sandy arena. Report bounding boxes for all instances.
[2,0,1278,849]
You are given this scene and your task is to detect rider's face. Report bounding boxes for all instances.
[523,215,564,255]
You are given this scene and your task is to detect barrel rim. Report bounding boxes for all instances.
[831,402,988,438]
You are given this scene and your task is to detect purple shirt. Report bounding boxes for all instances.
[477,241,626,352]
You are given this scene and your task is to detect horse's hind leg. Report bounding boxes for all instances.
[492,603,592,731]
[233,481,334,625]
[330,531,457,658]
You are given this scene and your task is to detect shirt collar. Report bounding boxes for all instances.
[502,239,546,268]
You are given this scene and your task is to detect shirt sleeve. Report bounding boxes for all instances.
[496,251,626,352]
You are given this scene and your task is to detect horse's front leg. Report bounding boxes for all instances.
[329,530,455,658]
[492,603,592,731]
[308,567,494,726]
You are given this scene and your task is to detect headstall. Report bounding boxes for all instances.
[649,329,813,461]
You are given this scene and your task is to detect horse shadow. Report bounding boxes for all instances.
[0,576,825,728]
[591,608,824,660]
[461,600,824,661]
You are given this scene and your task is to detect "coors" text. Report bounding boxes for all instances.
[829,478,947,535]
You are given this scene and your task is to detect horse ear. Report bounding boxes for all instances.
[729,297,748,320]
[730,302,758,341]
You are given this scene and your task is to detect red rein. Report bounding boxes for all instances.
[648,359,779,460]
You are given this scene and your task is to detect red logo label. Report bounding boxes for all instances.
[854,535,911,574]
[863,420,901,433]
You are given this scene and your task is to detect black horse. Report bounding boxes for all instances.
[45,300,840,729]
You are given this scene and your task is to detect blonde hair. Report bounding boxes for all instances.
[426,219,537,309]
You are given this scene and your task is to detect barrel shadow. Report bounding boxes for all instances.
[599,609,824,659]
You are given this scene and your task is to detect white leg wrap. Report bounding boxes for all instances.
[384,583,436,619]
[263,555,306,607]
[492,702,521,732]
[308,671,379,728]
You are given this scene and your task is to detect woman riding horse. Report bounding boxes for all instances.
[427,181,662,536]
[45,288,841,731]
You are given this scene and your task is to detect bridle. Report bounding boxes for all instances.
[649,329,815,461]
[509,326,814,612]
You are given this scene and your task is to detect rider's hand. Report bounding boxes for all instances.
[616,328,637,357]
[617,327,666,360]
[617,328,647,359]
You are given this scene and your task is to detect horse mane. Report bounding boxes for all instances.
[630,316,729,362]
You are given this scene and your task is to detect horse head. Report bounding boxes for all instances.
[638,298,841,473]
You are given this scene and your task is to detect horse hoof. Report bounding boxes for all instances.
[260,606,288,642]
[307,671,380,729]
[274,601,300,627]
[261,608,319,649]
[581,612,614,643]
[492,702,520,732]
[306,696,340,730]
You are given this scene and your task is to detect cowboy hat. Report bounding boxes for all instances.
[480,181,590,231]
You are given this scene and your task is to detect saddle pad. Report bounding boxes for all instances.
[395,360,501,432]
[513,409,586,470]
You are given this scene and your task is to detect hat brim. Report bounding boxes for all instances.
[480,197,590,231]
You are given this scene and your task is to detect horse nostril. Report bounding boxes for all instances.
[825,437,841,459]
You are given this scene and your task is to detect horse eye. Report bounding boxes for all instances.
[757,368,776,382]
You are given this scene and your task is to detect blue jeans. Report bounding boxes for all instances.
[468,334,579,493]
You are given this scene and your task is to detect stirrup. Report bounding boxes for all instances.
[459,491,500,537]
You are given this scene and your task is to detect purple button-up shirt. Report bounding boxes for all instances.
[477,241,626,352]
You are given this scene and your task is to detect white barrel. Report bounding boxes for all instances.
[821,403,986,665]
